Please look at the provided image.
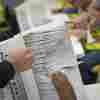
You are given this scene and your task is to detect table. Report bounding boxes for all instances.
[85,84,100,100]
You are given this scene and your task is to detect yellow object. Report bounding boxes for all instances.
[91,31,100,37]
[84,30,100,50]
[57,0,73,8]
[0,1,5,23]
[85,43,100,50]
[92,64,100,73]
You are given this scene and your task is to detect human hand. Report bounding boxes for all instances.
[48,72,77,100]
[7,48,32,72]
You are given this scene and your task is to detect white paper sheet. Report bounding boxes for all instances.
[21,16,89,100]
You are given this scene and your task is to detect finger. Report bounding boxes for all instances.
[25,48,32,54]
[25,53,32,59]
[25,56,32,65]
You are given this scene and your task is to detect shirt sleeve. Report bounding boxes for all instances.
[0,60,15,88]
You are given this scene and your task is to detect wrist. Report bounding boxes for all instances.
[7,57,16,65]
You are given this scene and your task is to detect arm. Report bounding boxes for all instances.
[0,48,32,88]
[0,60,15,88]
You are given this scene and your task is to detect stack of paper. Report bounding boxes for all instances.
[21,17,84,100]
[21,15,90,100]
[21,18,67,100]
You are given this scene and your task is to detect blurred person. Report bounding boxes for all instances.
[0,48,32,88]
[78,0,92,12]
[64,0,100,84]
[89,0,100,32]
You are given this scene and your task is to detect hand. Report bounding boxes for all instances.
[7,48,32,72]
[48,72,77,100]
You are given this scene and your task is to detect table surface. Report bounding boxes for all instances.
[85,83,100,100]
